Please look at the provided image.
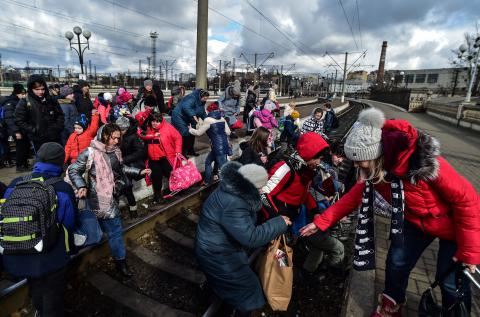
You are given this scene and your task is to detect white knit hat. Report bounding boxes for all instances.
[344,108,385,161]
[238,164,269,189]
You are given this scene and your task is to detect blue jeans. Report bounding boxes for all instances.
[98,217,126,260]
[204,151,227,184]
[384,221,471,311]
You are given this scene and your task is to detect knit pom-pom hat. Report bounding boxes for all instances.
[344,108,385,161]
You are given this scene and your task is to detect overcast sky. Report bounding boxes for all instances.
[0,0,479,78]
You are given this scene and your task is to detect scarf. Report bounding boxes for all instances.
[353,175,405,271]
[90,139,123,214]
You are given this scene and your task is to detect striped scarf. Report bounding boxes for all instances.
[353,176,405,271]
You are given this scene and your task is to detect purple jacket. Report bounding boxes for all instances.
[253,109,278,130]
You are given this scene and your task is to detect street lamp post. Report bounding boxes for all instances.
[458,37,480,103]
[400,71,405,88]
[65,26,91,75]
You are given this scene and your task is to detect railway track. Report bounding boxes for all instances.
[0,100,368,317]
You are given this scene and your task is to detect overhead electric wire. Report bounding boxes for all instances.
[356,0,363,50]
[337,0,359,50]
[100,0,190,31]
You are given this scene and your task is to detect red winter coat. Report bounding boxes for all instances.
[64,114,100,164]
[314,119,480,264]
[137,119,182,165]
[263,132,329,212]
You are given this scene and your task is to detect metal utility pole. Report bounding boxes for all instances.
[0,54,4,87]
[138,60,142,79]
[240,52,274,85]
[150,32,158,78]
[147,57,151,78]
[218,60,222,95]
[341,52,348,102]
[160,59,176,91]
[94,65,97,85]
[232,58,236,81]
[89,60,92,80]
[334,70,338,95]
[65,26,91,75]
[195,0,208,88]
[280,65,283,96]
[57,64,60,80]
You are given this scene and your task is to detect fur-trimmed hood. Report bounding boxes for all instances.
[219,161,262,210]
[382,119,440,184]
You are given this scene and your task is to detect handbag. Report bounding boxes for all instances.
[255,234,293,311]
[418,263,469,317]
[168,153,202,196]
[73,200,103,247]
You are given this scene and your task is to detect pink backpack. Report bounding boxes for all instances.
[167,154,203,197]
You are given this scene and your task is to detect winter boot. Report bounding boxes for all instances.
[371,293,403,317]
[128,205,138,219]
[115,259,133,278]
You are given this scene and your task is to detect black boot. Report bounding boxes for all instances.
[115,259,133,278]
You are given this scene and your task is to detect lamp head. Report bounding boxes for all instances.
[83,30,91,40]
[459,44,468,54]
[65,31,74,41]
[73,26,82,35]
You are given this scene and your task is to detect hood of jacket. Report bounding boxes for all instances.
[381,119,440,183]
[219,161,262,211]
[27,74,50,102]
[296,132,329,161]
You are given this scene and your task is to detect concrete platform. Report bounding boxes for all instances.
[363,100,480,316]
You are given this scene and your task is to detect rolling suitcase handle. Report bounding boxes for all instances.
[463,267,480,289]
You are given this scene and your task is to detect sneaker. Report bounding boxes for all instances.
[371,293,403,317]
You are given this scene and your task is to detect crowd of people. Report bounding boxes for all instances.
[0,74,478,317]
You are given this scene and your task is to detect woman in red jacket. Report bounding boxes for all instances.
[300,108,479,316]
[64,109,100,164]
[138,112,182,204]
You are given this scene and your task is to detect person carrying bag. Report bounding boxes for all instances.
[256,234,293,311]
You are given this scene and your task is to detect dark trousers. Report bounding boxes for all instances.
[0,138,12,162]
[149,158,173,198]
[182,135,195,156]
[122,186,136,207]
[384,221,471,311]
[27,268,65,317]
[15,137,30,168]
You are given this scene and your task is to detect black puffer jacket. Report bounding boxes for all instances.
[14,75,64,145]
[74,90,93,121]
[120,118,146,170]
[1,95,22,136]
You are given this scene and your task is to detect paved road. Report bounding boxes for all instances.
[363,100,480,316]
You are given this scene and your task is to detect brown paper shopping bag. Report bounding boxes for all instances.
[255,235,293,311]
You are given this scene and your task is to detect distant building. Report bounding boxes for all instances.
[179,73,195,83]
[392,68,469,94]
[347,70,368,82]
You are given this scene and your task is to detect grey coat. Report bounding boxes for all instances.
[68,146,141,218]
[195,161,287,312]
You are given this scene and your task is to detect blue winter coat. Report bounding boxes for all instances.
[171,89,206,136]
[195,162,287,312]
[59,99,78,144]
[205,111,230,156]
[324,109,335,133]
[1,162,78,278]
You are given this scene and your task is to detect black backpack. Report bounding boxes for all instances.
[0,176,62,254]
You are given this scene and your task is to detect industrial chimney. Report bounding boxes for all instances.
[377,41,387,85]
